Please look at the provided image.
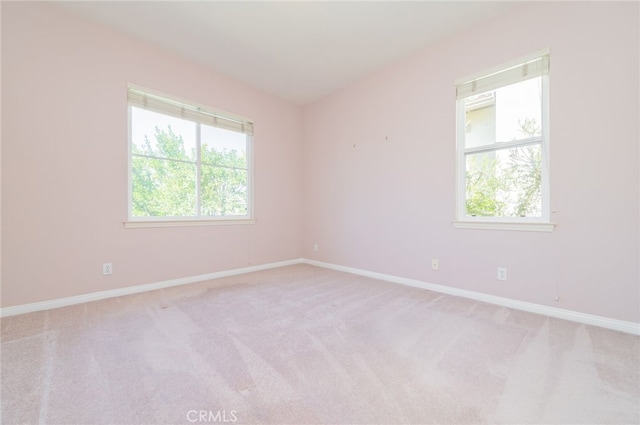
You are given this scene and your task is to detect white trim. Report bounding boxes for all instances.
[302,259,640,336]
[127,85,255,223]
[452,221,555,232]
[456,49,551,224]
[0,259,303,318]
[4,258,637,336]
[541,69,551,225]
[127,105,133,221]
[455,95,467,220]
[124,218,256,228]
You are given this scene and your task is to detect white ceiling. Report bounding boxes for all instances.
[55,1,516,105]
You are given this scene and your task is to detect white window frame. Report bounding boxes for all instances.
[453,49,554,232]
[125,84,255,228]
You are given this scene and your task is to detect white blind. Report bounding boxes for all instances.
[456,54,549,99]
[127,88,254,135]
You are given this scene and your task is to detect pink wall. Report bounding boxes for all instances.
[1,2,303,307]
[2,2,639,324]
[302,2,640,322]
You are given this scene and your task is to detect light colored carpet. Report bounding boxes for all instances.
[1,264,639,424]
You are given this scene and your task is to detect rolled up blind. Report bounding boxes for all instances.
[456,54,549,100]
[127,87,254,135]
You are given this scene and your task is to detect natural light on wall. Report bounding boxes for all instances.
[126,86,254,228]
[454,50,553,232]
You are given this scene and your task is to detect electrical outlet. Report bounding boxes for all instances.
[497,267,507,281]
[103,263,113,276]
[313,243,319,252]
[431,259,439,271]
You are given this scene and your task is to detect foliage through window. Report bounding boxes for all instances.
[128,87,253,221]
[456,52,550,222]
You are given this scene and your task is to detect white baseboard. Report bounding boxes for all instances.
[0,258,304,318]
[3,257,638,336]
[302,259,640,336]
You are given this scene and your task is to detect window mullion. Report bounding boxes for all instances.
[455,51,550,224]
[464,136,542,155]
[131,153,196,165]
[128,86,253,222]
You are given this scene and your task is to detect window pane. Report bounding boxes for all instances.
[465,144,542,218]
[200,165,247,216]
[464,77,542,148]
[201,125,247,168]
[495,78,542,142]
[131,107,196,161]
[131,156,196,217]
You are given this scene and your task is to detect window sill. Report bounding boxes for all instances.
[452,221,555,232]
[124,218,256,229]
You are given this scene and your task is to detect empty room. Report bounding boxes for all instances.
[2,1,639,424]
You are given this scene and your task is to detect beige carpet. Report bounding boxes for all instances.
[2,264,639,424]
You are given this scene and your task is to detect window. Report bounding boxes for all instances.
[127,86,253,226]
[455,50,551,231]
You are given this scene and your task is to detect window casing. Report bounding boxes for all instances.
[455,50,551,229]
[127,86,254,225]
